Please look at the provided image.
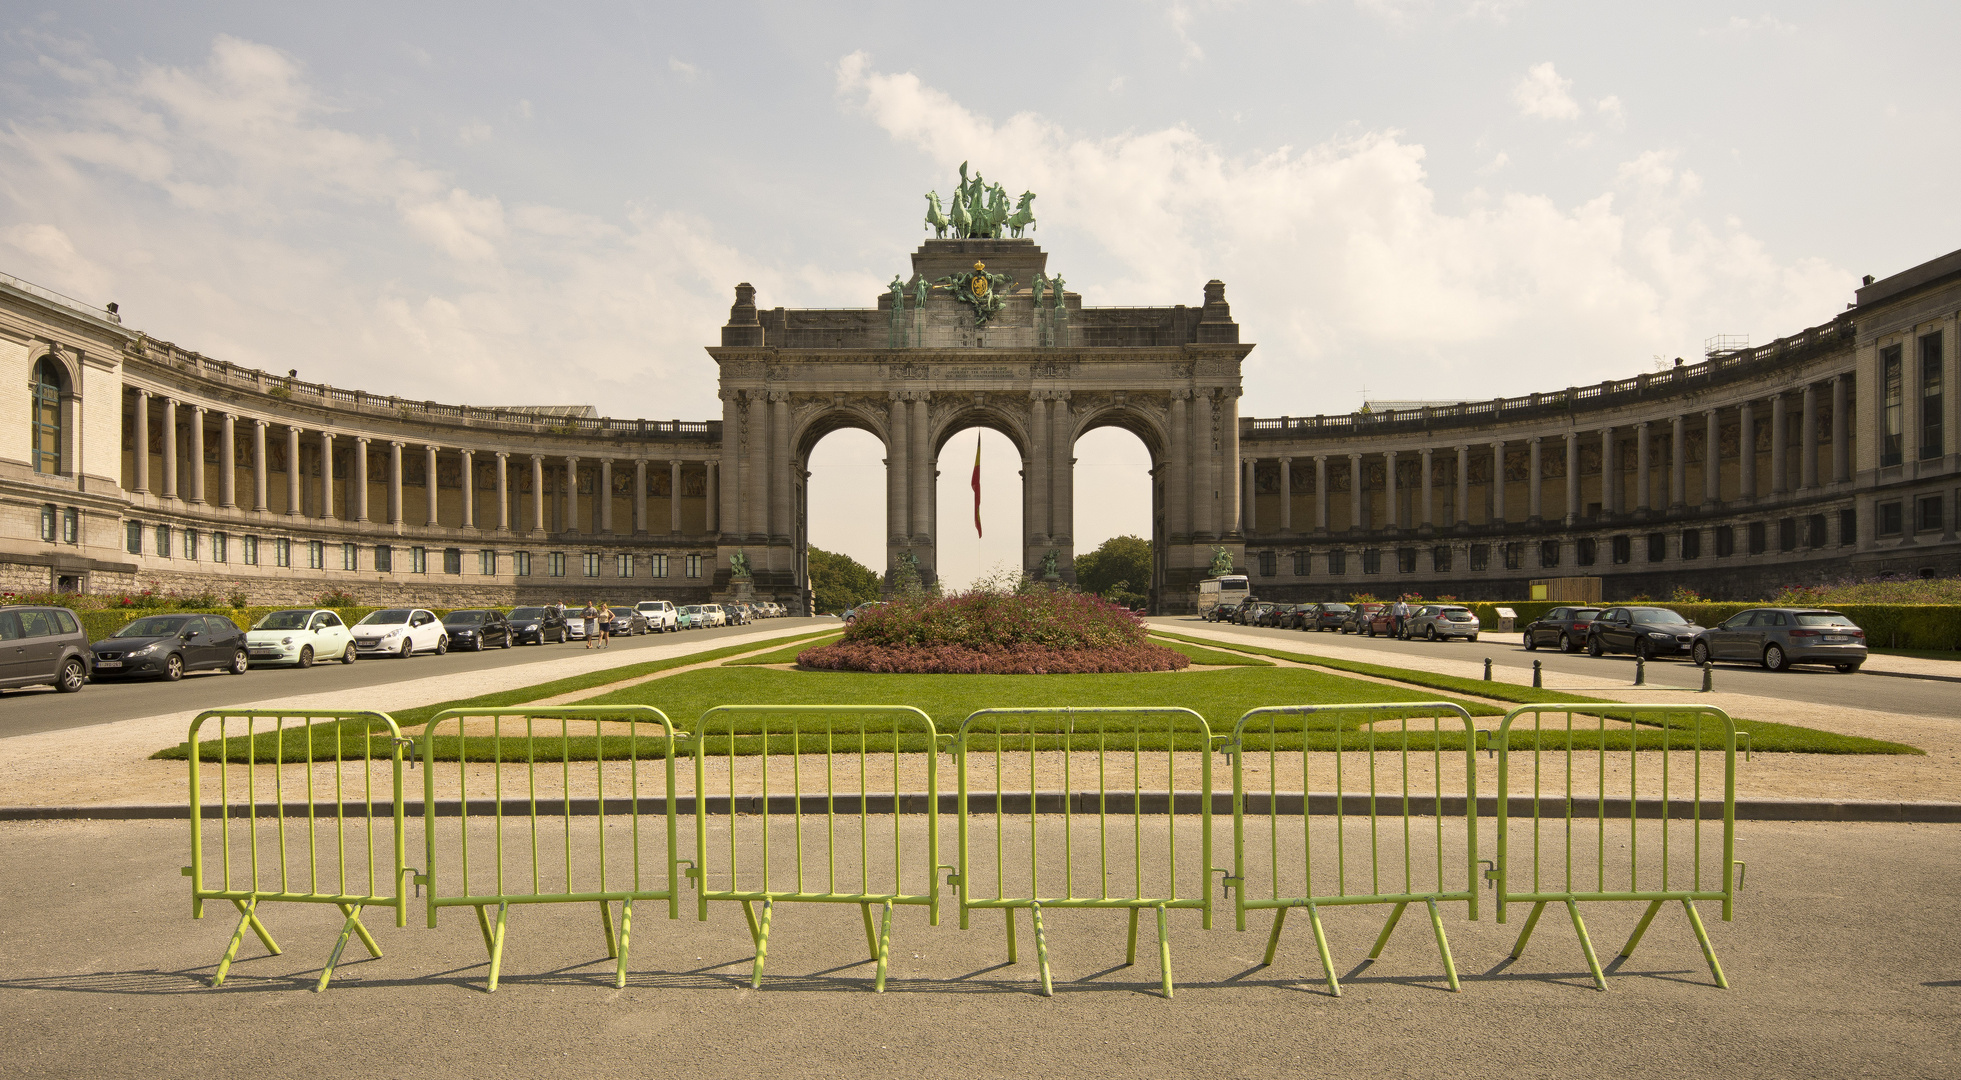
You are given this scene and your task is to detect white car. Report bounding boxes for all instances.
[351,608,448,658]
[699,603,729,628]
[246,608,357,667]
[635,600,679,632]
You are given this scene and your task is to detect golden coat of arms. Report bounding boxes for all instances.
[933,260,1013,326]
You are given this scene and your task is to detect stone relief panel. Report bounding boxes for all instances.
[1289,460,1316,493]
[682,471,707,497]
[1328,458,1352,493]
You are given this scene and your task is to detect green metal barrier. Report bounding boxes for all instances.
[419,706,680,992]
[1224,703,1481,996]
[184,709,410,992]
[953,707,1214,999]
[690,705,943,993]
[1494,704,1740,990]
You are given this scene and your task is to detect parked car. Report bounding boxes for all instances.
[1229,601,1265,626]
[1265,603,1309,629]
[636,600,679,633]
[844,602,886,625]
[1691,608,1867,673]
[247,609,357,667]
[1402,604,1481,642]
[679,605,706,629]
[91,612,247,681]
[723,602,752,626]
[352,608,448,658]
[1586,606,1704,659]
[508,606,569,645]
[700,604,729,628]
[1204,601,1237,623]
[1522,607,1603,653]
[1305,603,1352,632]
[602,609,649,637]
[1339,603,1384,634]
[1362,606,1400,637]
[443,609,514,651]
[1,605,91,692]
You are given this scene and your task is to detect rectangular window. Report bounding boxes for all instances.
[443,547,462,575]
[1646,532,1667,562]
[1432,545,1453,572]
[1469,544,1489,572]
[515,551,532,577]
[479,549,497,576]
[126,520,143,555]
[583,553,601,578]
[651,554,669,579]
[1778,518,1798,552]
[1612,535,1632,564]
[1258,550,1277,576]
[1327,549,1348,575]
[1362,548,1382,575]
[1807,514,1827,548]
[244,536,260,565]
[307,540,325,570]
[212,532,227,563]
[156,524,172,558]
[1291,550,1309,576]
[1748,521,1768,554]
[40,504,56,543]
[410,546,427,574]
[1576,537,1597,566]
[686,554,703,578]
[1839,508,1858,545]
[1680,529,1701,560]
[616,553,634,578]
[374,544,392,572]
[1538,540,1560,568]
[274,538,291,567]
[1877,502,1902,537]
[1502,543,1523,571]
[184,529,199,561]
[342,543,358,571]
[1921,331,1944,460]
[62,507,77,544]
[549,552,566,578]
[1715,525,1735,557]
[1916,495,1944,533]
[1881,343,1903,466]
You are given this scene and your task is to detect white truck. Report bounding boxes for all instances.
[1197,575,1251,620]
[635,600,680,633]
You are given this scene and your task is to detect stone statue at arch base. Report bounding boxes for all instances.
[726,549,757,602]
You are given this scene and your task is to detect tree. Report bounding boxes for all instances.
[808,546,881,615]
[1073,534,1153,608]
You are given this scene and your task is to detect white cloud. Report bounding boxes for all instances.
[1595,94,1625,127]
[1513,61,1581,120]
[516,99,533,119]
[1701,14,1797,36]
[457,121,492,145]
[1476,151,1510,175]
[669,56,699,81]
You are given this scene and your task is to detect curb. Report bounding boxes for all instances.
[4,794,1958,823]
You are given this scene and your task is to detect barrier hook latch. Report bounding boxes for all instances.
[1478,859,1498,889]
[1214,868,1239,899]
[677,859,699,891]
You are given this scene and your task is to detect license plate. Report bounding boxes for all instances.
[94,660,122,669]
[1822,634,1851,643]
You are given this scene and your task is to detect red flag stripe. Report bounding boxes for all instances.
[971,432,983,537]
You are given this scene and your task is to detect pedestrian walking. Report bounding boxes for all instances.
[1391,597,1411,639]
[596,602,614,648]
[581,601,598,649]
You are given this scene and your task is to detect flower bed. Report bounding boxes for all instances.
[798,591,1189,674]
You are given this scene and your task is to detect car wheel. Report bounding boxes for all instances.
[1426,626,1438,642]
[1588,637,1604,657]
[399,640,413,659]
[341,643,357,664]
[1762,643,1787,672]
[1523,632,1537,651]
[1692,642,1712,666]
[230,649,249,675]
[435,636,448,656]
[1468,635,1478,643]
[502,634,513,649]
[57,657,86,693]
[1836,662,1861,673]
[162,653,184,681]
[1559,633,1574,653]
[297,646,315,669]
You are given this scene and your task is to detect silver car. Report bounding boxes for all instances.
[1690,608,1867,673]
[1402,604,1481,642]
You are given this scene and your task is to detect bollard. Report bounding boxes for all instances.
[1702,662,1714,693]
[1484,657,1493,681]
[1532,660,1542,688]
[1635,655,1646,686]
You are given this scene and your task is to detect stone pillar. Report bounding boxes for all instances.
[388,441,404,525]
[1419,447,1434,530]
[599,459,613,533]
[632,459,646,534]
[494,452,509,533]
[1167,392,1189,539]
[890,394,911,542]
[252,420,269,512]
[1563,433,1580,525]
[1280,456,1294,533]
[772,392,793,542]
[183,406,205,504]
[565,456,581,534]
[1636,422,1652,514]
[1801,384,1820,490]
[670,460,684,534]
[1051,393,1073,545]
[1490,442,1506,523]
[1670,415,1687,510]
[529,454,544,534]
[131,392,150,494]
[1703,410,1721,507]
[1831,375,1850,483]
[219,412,235,508]
[353,438,369,521]
[460,449,475,529]
[911,395,933,541]
[1455,445,1470,528]
[1598,426,1614,517]
[160,398,179,499]
[1220,389,1242,537]
[1314,455,1329,533]
[1770,393,1789,496]
[719,390,741,536]
[426,445,441,526]
[1527,437,1543,522]
[704,461,719,534]
[286,426,302,516]
[1738,400,1757,501]
[319,432,335,520]
[1348,452,1363,533]
[746,391,769,539]
[1382,450,1398,531]
[1243,458,1257,534]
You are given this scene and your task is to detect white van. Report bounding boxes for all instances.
[635,600,679,633]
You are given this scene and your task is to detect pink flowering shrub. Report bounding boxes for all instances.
[799,590,1188,674]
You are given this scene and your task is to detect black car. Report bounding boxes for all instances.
[0,605,92,693]
[507,606,570,645]
[1304,603,1352,631]
[443,609,514,651]
[1272,603,1313,629]
[1522,606,1603,653]
[1587,606,1705,659]
[90,613,248,681]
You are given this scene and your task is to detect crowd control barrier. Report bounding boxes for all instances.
[418,706,680,991]
[184,710,410,991]
[952,707,1215,998]
[1493,704,1740,990]
[690,705,944,992]
[1224,703,1481,995]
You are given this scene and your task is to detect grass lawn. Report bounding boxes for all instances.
[725,632,843,665]
[1150,637,1273,667]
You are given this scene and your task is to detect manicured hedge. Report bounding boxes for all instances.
[1457,601,1961,651]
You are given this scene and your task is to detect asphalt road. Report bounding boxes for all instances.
[1158,616,1959,717]
[1,817,1954,1080]
[0,618,834,740]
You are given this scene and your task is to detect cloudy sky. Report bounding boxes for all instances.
[3,2,1956,586]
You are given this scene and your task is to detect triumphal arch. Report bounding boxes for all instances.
[709,166,1250,610]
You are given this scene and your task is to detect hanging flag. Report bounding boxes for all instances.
[971,431,983,537]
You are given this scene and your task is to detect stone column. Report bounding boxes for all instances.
[252,420,269,512]
[1770,393,1789,496]
[1419,447,1434,530]
[1738,400,1757,501]
[1636,422,1652,514]
[1703,411,1721,507]
[284,425,301,516]
[1670,415,1687,510]
[219,412,235,508]
[632,460,646,534]
[1280,456,1294,533]
[670,460,684,534]
[912,395,933,541]
[1220,389,1241,537]
[352,438,369,521]
[182,406,204,504]
[319,432,335,520]
[599,459,614,533]
[494,452,510,533]
[772,392,793,542]
[1490,442,1506,523]
[565,456,581,534]
[704,461,719,533]
[1527,437,1543,522]
[746,391,770,539]
[529,454,544,534]
[1243,458,1257,534]
[1831,375,1851,483]
[1314,455,1329,533]
[460,449,475,529]
[890,394,912,542]
[1801,384,1820,490]
[1455,445,1470,528]
[1348,452,1363,533]
[425,445,441,526]
[719,390,741,536]
[1564,433,1580,525]
[1384,450,1400,531]
[1167,392,1189,540]
[388,441,404,525]
[160,398,179,500]
[1598,426,1615,517]
[131,392,150,494]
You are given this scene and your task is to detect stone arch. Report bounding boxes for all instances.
[926,398,1034,461]
[791,397,892,463]
[1069,396,1171,461]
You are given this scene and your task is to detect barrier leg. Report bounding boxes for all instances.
[1029,903,1053,998]
[600,901,618,960]
[474,904,495,956]
[1565,899,1606,991]
[1681,900,1729,989]
[1155,904,1174,1000]
[873,900,894,994]
[1306,903,1340,998]
[1004,907,1018,964]
[1425,898,1461,993]
[1619,899,1666,959]
[748,899,773,990]
[213,898,273,987]
[1261,907,1288,966]
[614,900,634,989]
[860,902,879,961]
[336,902,382,960]
[1510,900,1549,959]
[1126,908,1140,966]
[1368,901,1409,960]
[485,902,510,993]
[316,904,367,993]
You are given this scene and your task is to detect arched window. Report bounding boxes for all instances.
[32,357,65,474]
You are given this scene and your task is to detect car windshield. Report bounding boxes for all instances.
[356,609,414,626]
[1630,608,1688,624]
[254,611,313,630]
[1795,611,1856,626]
[1572,608,1602,620]
[684,606,703,614]
[510,607,547,619]
[444,611,486,625]
[114,616,193,638]
[1323,604,1350,612]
